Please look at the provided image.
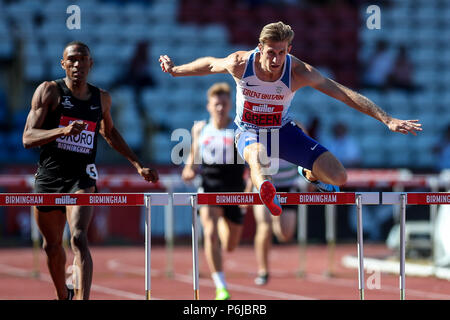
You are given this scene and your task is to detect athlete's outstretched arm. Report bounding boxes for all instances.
[159,55,227,77]
[99,91,159,183]
[159,51,246,78]
[23,81,87,148]
[293,61,422,135]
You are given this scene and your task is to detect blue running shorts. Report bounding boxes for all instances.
[235,121,328,170]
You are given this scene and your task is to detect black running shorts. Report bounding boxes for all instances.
[198,186,246,225]
[34,167,96,213]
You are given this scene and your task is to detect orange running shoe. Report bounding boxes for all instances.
[259,180,282,216]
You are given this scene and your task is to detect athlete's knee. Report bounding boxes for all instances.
[246,147,269,168]
[274,231,293,243]
[43,241,63,257]
[202,224,219,245]
[330,169,347,186]
[223,241,237,253]
[223,233,240,252]
[70,229,89,252]
[256,221,271,236]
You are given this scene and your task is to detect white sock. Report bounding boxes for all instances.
[211,272,227,289]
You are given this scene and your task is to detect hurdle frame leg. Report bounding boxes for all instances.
[325,204,336,277]
[356,194,365,300]
[297,204,308,277]
[145,195,151,300]
[30,207,40,278]
[399,193,406,300]
[191,195,200,300]
[164,183,175,278]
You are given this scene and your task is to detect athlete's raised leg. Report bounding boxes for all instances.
[243,142,282,216]
[243,142,271,189]
[276,122,344,192]
[300,151,347,190]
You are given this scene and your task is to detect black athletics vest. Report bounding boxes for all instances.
[38,79,103,176]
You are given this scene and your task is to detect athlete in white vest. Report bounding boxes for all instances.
[160,21,422,217]
[182,83,247,300]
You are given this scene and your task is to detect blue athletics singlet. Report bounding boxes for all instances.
[234,48,296,131]
[233,50,328,171]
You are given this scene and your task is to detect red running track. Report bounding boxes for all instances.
[0,244,449,300]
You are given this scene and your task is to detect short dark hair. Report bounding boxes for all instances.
[63,41,91,55]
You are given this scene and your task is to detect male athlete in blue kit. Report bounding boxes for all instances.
[160,21,422,217]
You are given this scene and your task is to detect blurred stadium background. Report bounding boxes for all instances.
[0,0,449,270]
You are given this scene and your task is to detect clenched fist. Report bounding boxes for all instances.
[138,167,159,183]
[63,120,87,136]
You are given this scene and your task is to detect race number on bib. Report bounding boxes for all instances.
[86,164,98,180]
[241,101,283,128]
[56,116,97,154]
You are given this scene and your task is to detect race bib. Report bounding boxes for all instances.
[241,101,283,128]
[56,116,97,154]
[86,164,98,180]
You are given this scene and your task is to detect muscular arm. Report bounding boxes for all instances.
[99,91,158,182]
[159,51,248,79]
[22,81,86,148]
[181,121,205,181]
[292,60,422,135]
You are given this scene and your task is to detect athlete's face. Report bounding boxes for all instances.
[258,40,291,73]
[61,45,93,83]
[207,93,231,125]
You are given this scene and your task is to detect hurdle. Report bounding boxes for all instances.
[0,192,169,300]
[382,192,450,300]
[173,192,379,300]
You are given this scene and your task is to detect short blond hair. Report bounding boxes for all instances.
[207,82,231,100]
[259,21,294,45]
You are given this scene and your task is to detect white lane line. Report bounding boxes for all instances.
[172,272,316,300]
[225,262,450,300]
[0,262,151,300]
[106,259,316,300]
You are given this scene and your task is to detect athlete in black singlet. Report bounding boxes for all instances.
[22,41,158,300]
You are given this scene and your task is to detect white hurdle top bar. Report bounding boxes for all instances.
[173,192,379,206]
[382,192,450,205]
[0,193,169,206]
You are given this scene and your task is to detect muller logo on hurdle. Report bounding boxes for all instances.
[55,195,77,205]
[277,195,287,204]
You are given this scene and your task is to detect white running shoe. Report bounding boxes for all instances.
[298,166,340,192]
